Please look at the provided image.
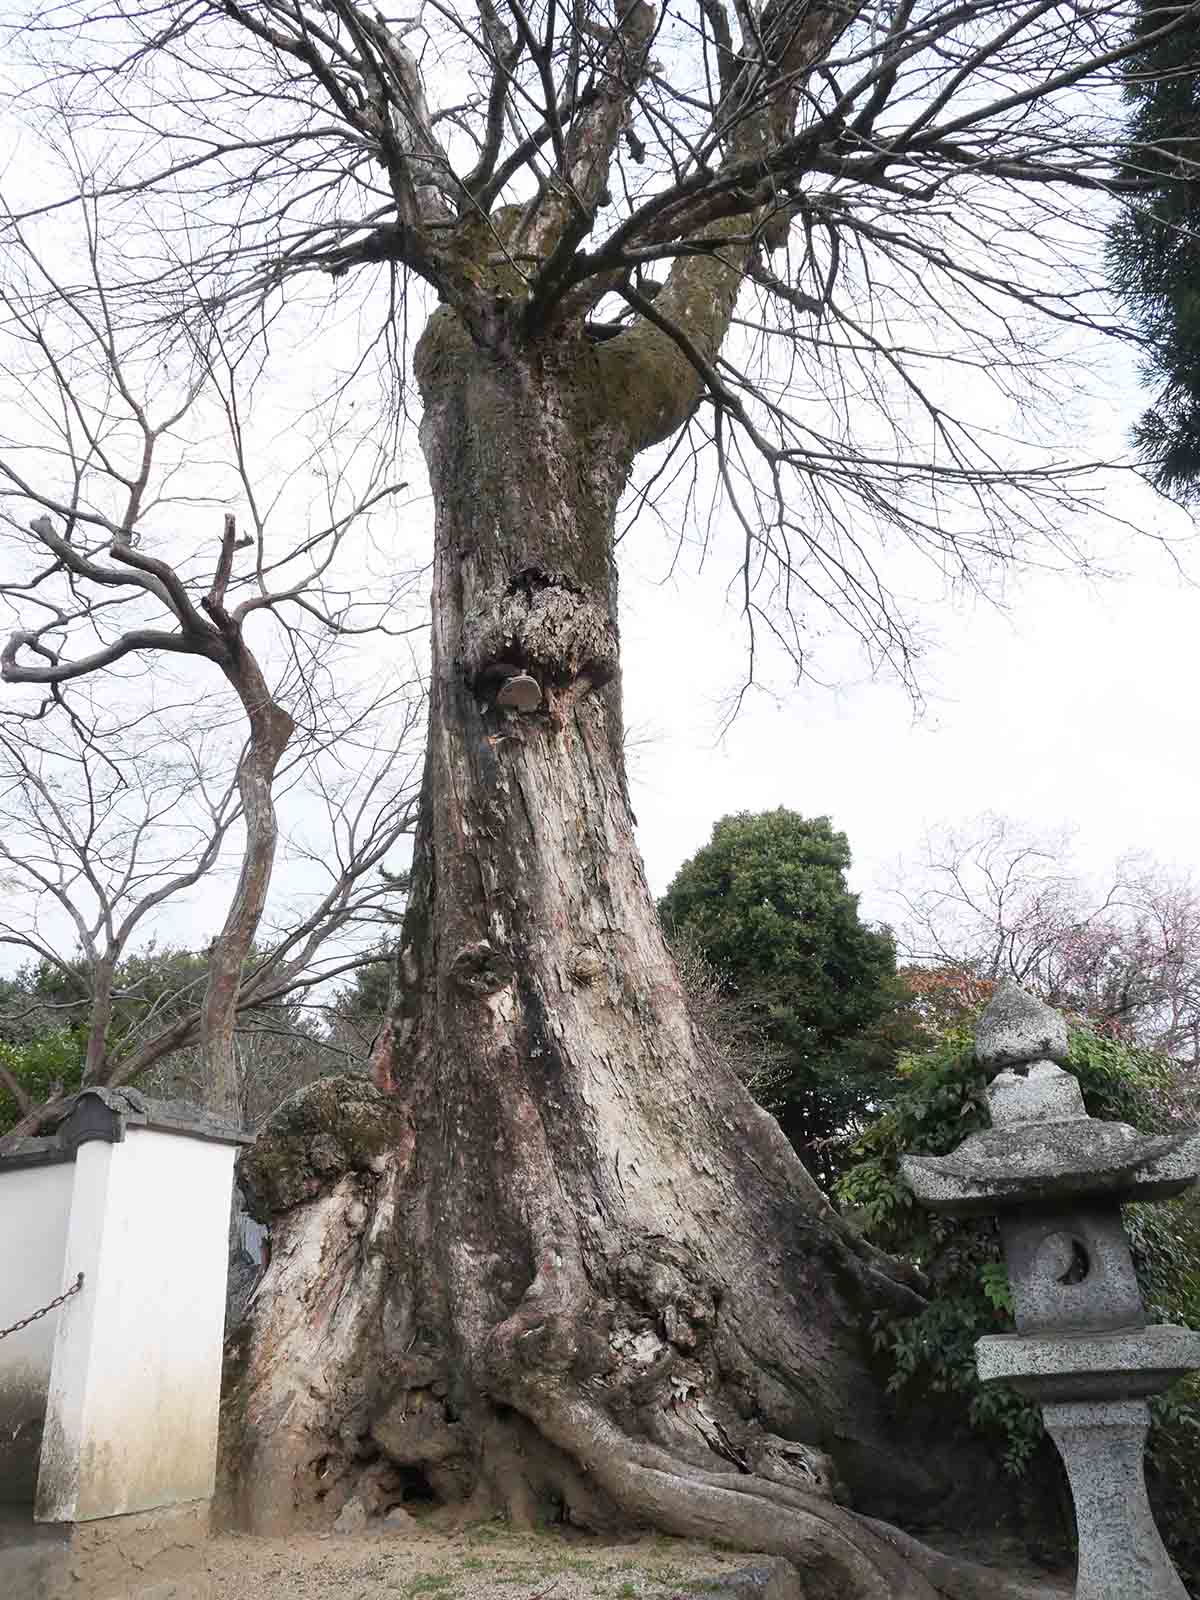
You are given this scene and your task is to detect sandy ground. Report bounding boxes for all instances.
[189,1524,762,1600]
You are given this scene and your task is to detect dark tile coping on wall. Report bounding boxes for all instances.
[0,1087,252,1170]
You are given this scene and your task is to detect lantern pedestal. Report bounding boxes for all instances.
[1041,1399,1185,1600]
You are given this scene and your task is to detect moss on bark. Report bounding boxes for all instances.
[238,1076,405,1220]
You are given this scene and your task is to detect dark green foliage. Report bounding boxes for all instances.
[0,1028,87,1135]
[1131,1184,1200,1586]
[659,810,908,1181]
[837,1026,1200,1585]
[334,952,393,1027]
[0,963,89,1045]
[1108,5,1200,499]
[327,948,394,1058]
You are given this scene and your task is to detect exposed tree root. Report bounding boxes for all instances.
[503,1386,938,1600]
[490,1381,1063,1600]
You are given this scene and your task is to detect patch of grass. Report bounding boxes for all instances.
[455,1555,538,1585]
[463,1520,513,1544]
[407,1575,457,1597]
[615,1584,639,1599]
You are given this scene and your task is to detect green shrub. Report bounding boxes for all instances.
[0,1028,87,1135]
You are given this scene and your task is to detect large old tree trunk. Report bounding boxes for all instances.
[223,309,1053,1599]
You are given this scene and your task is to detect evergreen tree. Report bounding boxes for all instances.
[1109,6,1200,499]
[660,810,907,1181]
[327,950,394,1057]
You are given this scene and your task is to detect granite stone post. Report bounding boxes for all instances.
[1043,1399,1179,1600]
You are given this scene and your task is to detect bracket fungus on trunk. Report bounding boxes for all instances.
[903,980,1200,1600]
[495,671,542,711]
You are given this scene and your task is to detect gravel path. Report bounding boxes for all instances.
[186,1525,759,1600]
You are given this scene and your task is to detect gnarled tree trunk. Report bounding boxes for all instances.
[222,308,1057,1600]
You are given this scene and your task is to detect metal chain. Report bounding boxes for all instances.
[0,1272,84,1341]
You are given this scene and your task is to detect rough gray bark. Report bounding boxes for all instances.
[83,953,118,1084]
[222,314,1059,1599]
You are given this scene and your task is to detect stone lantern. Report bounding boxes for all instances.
[902,981,1200,1600]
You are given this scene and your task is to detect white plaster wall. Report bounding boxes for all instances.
[36,1127,236,1522]
[0,1160,74,1502]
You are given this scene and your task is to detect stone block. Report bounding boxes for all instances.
[975,982,1069,1071]
[997,1206,1143,1335]
[675,1558,804,1600]
[975,1324,1200,1403]
[988,1061,1086,1127]
[1043,1399,1188,1600]
[902,1124,1200,1215]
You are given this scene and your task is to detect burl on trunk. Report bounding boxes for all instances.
[222,308,1051,1600]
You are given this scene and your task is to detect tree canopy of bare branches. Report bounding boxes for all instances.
[0,181,420,1119]
[4,0,1188,684]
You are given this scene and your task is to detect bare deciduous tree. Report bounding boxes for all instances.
[0,688,422,1138]
[4,0,1195,1588]
[0,713,238,1110]
[0,219,415,1121]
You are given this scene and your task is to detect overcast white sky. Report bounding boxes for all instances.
[620,347,1199,920]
